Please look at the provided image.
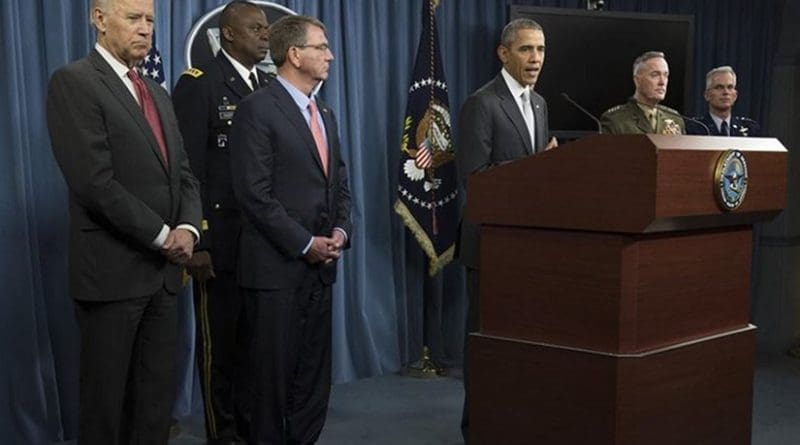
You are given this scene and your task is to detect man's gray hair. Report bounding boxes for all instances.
[705,65,737,90]
[90,0,111,24]
[632,51,665,75]
[500,18,543,48]
[267,15,327,68]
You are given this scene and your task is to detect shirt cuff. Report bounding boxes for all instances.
[151,224,170,249]
[333,227,348,244]
[176,223,200,244]
[301,237,314,256]
[151,224,200,249]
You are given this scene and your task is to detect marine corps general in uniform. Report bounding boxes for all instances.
[601,50,685,135]
[601,99,684,135]
[171,1,273,443]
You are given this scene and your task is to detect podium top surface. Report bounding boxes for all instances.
[466,135,787,233]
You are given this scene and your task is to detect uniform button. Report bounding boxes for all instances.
[214,203,220,209]
[227,120,232,126]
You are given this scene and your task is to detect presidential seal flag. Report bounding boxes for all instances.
[394,0,457,276]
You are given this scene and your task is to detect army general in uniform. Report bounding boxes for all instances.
[172,1,273,443]
[601,51,685,135]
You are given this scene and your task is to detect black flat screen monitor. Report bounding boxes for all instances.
[511,6,694,138]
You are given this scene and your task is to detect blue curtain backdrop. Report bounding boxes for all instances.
[0,0,782,442]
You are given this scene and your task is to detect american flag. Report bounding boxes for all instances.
[140,33,166,88]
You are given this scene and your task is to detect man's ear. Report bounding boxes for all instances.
[221,26,234,43]
[287,47,303,69]
[92,7,107,34]
[496,45,508,65]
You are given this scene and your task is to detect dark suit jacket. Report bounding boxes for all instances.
[230,79,352,290]
[456,74,550,269]
[47,49,202,301]
[172,52,273,271]
[685,112,761,137]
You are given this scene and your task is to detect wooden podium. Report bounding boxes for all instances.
[465,135,787,445]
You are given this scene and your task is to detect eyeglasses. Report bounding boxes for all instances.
[297,43,330,52]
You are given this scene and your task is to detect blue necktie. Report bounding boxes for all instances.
[720,120,729,136]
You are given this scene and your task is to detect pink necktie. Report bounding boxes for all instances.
[128,69,169,166]
[308,100,328,176]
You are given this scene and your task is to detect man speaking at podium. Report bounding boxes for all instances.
[455,17,556,442]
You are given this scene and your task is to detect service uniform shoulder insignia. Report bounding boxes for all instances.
[656,104,681,117]
[603,104,625,115]
[732,116,759,136]
[182,67,204,78]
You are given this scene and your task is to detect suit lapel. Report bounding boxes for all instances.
[319,103,336,184]
[258,71,274,88]
[703,113,720,135]
[270,81,327,176]
[218,53,254,99]
[90,50,168,174]
[493,76,534,155]
[147,79,175,173]
[531,92,546,152]
[630,103,653,134]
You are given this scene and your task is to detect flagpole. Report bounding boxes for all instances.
[428,0,439,237]
[407,0,446,379]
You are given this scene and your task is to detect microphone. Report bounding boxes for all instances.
[680,114,710,135]
[561,93,602,134]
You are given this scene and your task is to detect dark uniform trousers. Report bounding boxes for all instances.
[194,270,252,443]
[172,53,274,443]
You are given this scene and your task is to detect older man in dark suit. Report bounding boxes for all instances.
[229,14,352,445]
[455,17,557,442]
[46,0,201,442]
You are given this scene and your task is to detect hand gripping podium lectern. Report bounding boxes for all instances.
[465,134,787,445]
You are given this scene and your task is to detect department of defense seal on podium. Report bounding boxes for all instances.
[714,149,748,210]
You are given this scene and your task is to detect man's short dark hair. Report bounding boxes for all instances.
[500,18,543,48]
[219,0,260,30]
[267,15,327,67]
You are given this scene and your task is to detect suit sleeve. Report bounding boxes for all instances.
[599,112,618,135]
[540,97,550,146]
[172,74,211,249]
[46,67,165,248]
[456,95,494,184]
[230,98,315,258]
[327,112,353,243]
